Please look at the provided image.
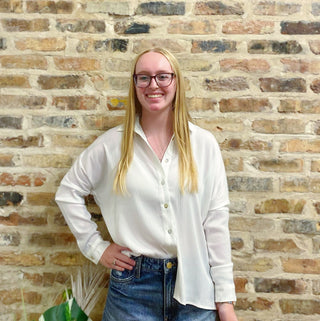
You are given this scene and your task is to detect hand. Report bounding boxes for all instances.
[216,302,238,321]
[99,243,136,271]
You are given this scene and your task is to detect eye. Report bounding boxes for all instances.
[157,74,170,80]
[137,75,150,82]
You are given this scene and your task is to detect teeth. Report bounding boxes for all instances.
[147,94,162,98]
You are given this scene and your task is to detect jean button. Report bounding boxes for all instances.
[166,262,173,269]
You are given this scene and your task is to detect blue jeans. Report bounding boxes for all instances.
[102,256,217,321]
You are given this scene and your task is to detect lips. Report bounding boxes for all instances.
[146,94,163,98]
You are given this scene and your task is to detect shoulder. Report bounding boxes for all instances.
[189,122,219,148]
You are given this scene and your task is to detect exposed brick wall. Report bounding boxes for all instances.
[0,1,320,320]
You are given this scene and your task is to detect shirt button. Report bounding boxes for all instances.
[161,180,165,185]
[165,159,169,163]
[164,203,168,209]
[168,229,172,234]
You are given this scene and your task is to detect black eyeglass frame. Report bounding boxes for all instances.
[133,73,175,88]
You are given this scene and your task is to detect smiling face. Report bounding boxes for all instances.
[134,51,176,117]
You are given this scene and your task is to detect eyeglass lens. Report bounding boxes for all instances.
[134,73,174,88]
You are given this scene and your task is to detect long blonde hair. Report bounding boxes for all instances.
[113,48,198,194]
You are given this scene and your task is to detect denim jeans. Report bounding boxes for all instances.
[102,256,217,321]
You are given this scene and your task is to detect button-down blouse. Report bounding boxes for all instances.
[55,119,236,309]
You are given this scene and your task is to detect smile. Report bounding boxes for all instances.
[147,94,163,98]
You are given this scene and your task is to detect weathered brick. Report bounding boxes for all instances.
[168,19,216,34]
[114,22,150,34]
[105,58,131,72]
[0,212,47,226]
[0,289,41,305]
[0,192,23,206]
[192,40,237,53]
[205,77,248,91]
[56,19,106,33]
[234,257,274,272]
[220,138,272,151]
[255,199,306,214]
[53,96,99,110]
[0,55,47,69]
[32,115,78,128]
[220,58,270,72]
[23,154,72,168]
[0,38,7,50]
[136,2,185,15]
[231,237,244,250]
[26,1,73,14]
[186,97,217,112]
[280,177,309,192]
[313,280,320,295]
[194,1,244,15]
[259,77,306,92]
[314,238,320,253]
[23,271,69,286]
[0,173,31,186]
[254,1,301,15]
[220,98,272,112]
[0,154,14,166]
[0,75,30,88]
[236,297,274,311]
[282,258,320,274]
[254,158,303,172]
[223,21,274,34]
[0,0,23,13]
[0,135,43,148]
[51,135,96,148]
[280,139,320,153]
[279,99,320,113]
[38,75,84,89]
[254,239,301,253]
[29,232,76,246]
[0,232,20,246]
[2,18,49,32]
[309,40,320,54]
[27,192,56,206]
[53,57,100,71]
[194,118,244,133]
[50,252,85,266]
[283,219,320,235]
[0,116,22,129]
[281,21,320,34]
[107,97,128,111]
[311,160,320,172]
[15,37,66,51]
[312,3,320,16]
[224,157,244,172]
[281,58,320,74]
[234,277,247,293]
[77,38,128,53]
[230,217,274,232]
[83,115,124,131]
[314,202,320,214]
[255,278,306,294]
[248,40,302,54]
[228,176,272,192]
[280,299,320,314]
[85,2,130,15]
[310,78,320,93]
[0,252,45,266]
[252,119,305,134]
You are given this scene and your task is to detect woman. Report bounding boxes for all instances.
[55,48,238,321]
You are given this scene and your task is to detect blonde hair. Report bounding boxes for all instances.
[113,48,198,194]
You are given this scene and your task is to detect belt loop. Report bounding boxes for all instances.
[134,255,142,279]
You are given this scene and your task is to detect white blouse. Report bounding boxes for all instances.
[55,119,236,309]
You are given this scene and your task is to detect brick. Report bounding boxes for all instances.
[254,239,301,253]
[313,3,320,16]
[220,58,270,72]
[114,22,150,34]
[313,280,320,295]
[23,154,72,168]
[194,118,244,133]
[234,277,247,293]
[280,139,320,153]
[279,99,320,113]
[0,212,47,226]
[180,59,212,72]
[281,58,320,74]
[53,57,100,71]
[23,271,69,286]
[311,78,320,93]
[38,75,84,89]
[280,177,309,192]
[283,219,320,235]
[281,21,320,34]
[314,238,320,253]
[0,192,23,206]
[231,237,244,250]
[31,115,78,128]
[15,37,66,51]
[254,158,303,172]
[205,77,248,91]
[191,40,237,53]
[51,134,96,148]
[228,176,272,192]
[136,2,185,15]
[234,257,274,272]
[53,96,99,110]
[220,98,272,112]
[0,173,31,186]
[27,192,56,206]
[314,202,320,214]
[0,38,7,50]
[248,40,302,54]
[50,251,85,266]
[168,19,216,34]
[0,232,20,246]
[224,157,244,172]
[0,154,14,166]
[0,289,41,305]
[309,40,320,54]
[0,116,22,129]
[194,1,244,15]
[0,0,23,13]
[83,115,124,131]
[133,39,187,54]
[259,78,306,92]
[311,160,320,172]
[0,55,47,69]
[56,19,106,33]
[255,278,306,294]
[252,119,305,134]
[229,217,274,232]
[105,58,131,72]
[254,1,301,15]
[280,299,320,314]
[85,2,130,15]
[28,232,76,246]
[107,97,128,110]
[0,75,30,88]
[282,258,320,274]
[186,97,217,112]
[26,1,73,14]
[0,252,45,266]
[236,297,273,311]
[2,18,49,32]
[92,76,129,91]
[254,199,306,214]
[79,38,128,53]
[0,135,43,148]
[223,21,274,34]
[220,138,272,151]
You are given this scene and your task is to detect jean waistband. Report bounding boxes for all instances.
[132,255,177,278]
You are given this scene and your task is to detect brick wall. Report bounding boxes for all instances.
[0,0,320,320]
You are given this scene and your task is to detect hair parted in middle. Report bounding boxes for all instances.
[113,47,198,194]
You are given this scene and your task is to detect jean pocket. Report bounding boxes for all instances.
[110,267,135,283]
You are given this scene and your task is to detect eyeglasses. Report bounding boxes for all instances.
[133,73,175,88]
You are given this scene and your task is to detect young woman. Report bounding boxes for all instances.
[55,48,238,321]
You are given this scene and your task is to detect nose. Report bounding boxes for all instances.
[148,76,159,88]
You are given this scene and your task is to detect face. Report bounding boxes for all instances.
[134,52,176,116]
